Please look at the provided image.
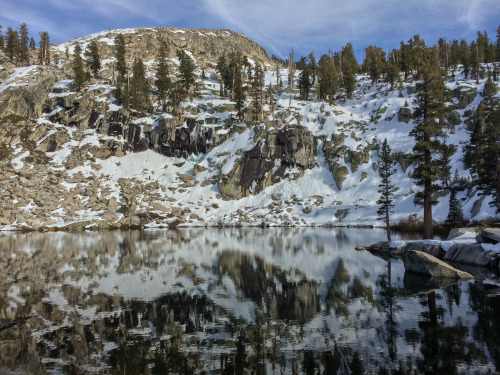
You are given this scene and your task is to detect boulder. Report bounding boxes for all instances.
[397,107,413,123]
[475,228,500,244]
[446,227,474,240]
[443,243,494,267]
[403,250,473,279]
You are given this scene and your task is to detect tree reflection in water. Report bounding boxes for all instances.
[0,228,499,374]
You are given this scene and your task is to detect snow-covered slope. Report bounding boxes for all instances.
[0,29,498,231]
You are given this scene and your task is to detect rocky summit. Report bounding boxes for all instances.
[0,27,498,230]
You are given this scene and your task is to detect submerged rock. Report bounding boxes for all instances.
[403,250,473,279]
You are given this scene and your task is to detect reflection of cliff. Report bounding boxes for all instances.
[218,251,319,324]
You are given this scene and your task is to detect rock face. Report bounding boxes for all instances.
[63,27,271,68]
[397,107,413,123]
[218,126,317,199]
[403,251,473,279]
[0,66,61,119]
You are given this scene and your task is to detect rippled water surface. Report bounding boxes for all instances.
[1,228,499,374]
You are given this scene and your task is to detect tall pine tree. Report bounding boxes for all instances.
[317,53,338,105]
[130,57,150,112]
[114,34,127,104]
[38,32,50,66]
[177,50,196,97]
[17,23,29,65]
[155,42,171,110]
[377,139,397,241]
[6,27,18,64]
[72,44,88,91]
[84,40,101,78]
[410,54,456,239]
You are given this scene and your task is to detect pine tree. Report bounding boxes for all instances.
[84,40,101,78]
[317,53,339,105]
[155,42,171,110]
[459,39,470,79]
[363,45,386,84]
[384,60,400,90]
[169,81,186,116]
[72,44,88,91]
[234,65,245,121]
[444,190,464,230]
[251,64,264,121]
[114,34,127,104]
[308,52,317,86]
[6,27,18,64]
[410,55,456,239]
[341,43,358,98]
[298,67,311,100]
[38,32,50,66]
[377,139,397,241]
[177,50,196,96]
[475,77,500,212]
[216,54,228,97]
[0,25,3,51]
[496,25,500,63]
[29,37,35,50]
[17,23,29,65]
[130,57,150,111]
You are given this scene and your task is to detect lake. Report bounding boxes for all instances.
[0,228,499,374]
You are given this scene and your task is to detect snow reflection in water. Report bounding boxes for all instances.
[0,228,499,374]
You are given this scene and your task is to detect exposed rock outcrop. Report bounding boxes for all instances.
[218,126,317,199]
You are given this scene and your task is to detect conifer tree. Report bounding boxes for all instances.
[169,81,185,116]
[6,27,18,64]
[0,25,3,51]
[38,32,50,66]
[497,25,500,62]
[444,190,464,230]
[177,50,196,96]
[17,23,29,65]
[308,52,317,86]
[72,44,88,91]
[449,39,460,69]
[251,64,264,121]
[410,53,456,238]
[155,42,171,110]
[459,39,470,79]
[130,57,150,111]
[84,40,101,78]
[216,54,228,97]
[317,53,339,104]
[472,77,500,212]
[114,34,127,104]
[399,41,412,82]
[384,60,400,90]
[234,66,245,121]
[341,43,358,98]
[29,37,35,50]
[298,66,311,100]
[377,139,397,241]
[364,45,386,84]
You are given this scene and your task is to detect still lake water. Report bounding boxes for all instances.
[0,228,499,374]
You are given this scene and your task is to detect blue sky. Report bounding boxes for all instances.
[1,0,499,61]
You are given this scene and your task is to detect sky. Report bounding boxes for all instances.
[1,0,499,61]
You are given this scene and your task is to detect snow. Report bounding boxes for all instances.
[0,65,37,93]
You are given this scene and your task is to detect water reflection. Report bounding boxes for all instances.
[0,228,499,374]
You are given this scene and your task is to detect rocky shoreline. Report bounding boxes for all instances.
[359,228,500,277]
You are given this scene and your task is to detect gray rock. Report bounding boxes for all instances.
[403,251,473,279]
[443,243,493,267]
[398,107,413,123]
[446,228,474,241]
[475,228,500,244]
[470,195,486,218]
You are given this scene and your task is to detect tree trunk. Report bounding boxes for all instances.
[423,176,434,239]
[385,206,391,241]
